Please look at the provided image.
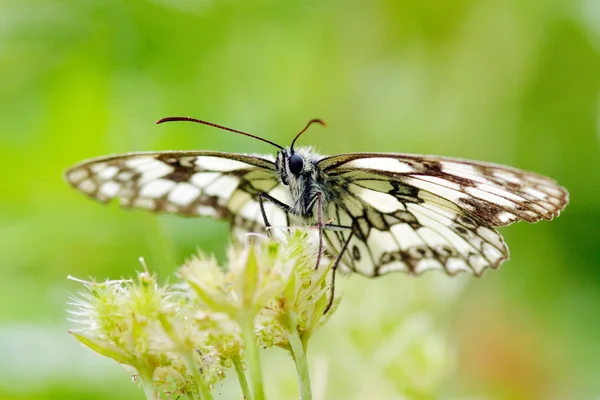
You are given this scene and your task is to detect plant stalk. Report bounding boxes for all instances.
[239,313,265,400]
[288,312,312,400]
[233,355,253,400]
[139,370,158,400]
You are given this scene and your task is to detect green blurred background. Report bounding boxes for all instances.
[1,1,599,399]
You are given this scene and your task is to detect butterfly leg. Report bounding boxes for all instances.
[323,229,354,315]
[314,192,324,270]
[257,192,294,238]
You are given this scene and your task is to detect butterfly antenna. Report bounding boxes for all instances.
[156,116,284,150]
[290,119,327,151]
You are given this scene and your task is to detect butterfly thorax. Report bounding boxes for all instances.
[275,146,333,219]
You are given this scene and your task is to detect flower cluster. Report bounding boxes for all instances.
[68,229,334,400]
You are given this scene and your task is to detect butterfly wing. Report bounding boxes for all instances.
[65,151,291,235]
[319,153,569,277]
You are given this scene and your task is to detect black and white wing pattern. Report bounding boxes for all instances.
[65,151,290,237]
[318,153,569,277]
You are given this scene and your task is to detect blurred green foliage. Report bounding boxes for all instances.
[1,0,599,399]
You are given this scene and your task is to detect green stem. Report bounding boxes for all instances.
[232,355,253,400]
[288,313,312,400]
[183,353,214,400]
[239,313,265,400]
[186,390,199,400]
[139,370,157,400]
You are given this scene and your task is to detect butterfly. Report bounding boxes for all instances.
[65,117,569,278]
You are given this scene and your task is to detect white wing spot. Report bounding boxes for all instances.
[440,162,480,180]
[348,158,415,173]
[90,163,107,174]
[350,239,373,275]
[195,156,249,172]
[414,259,443,274]
[482,243,503,264]
[204,176,239,201]
[137,161,174,185]
[350,185,403,213]
[78,179,97,194]
[417,227,448,248]
[197,206,219,217]
[408,203,473,258]
[191,172,220,188]
[523,186,548,199]
[476,226,505,251]
[168,183,201,207]
[468,254,487,274]
[523,210,540,220]
[419,201,460,221]
[240,201,261,222]
[67,169,88,183]
[228,190,253,213]
[125,156,155,168]
[497,211,517,224]
[336,207,353,228]
[547,196,562,206]
[528,202,552,215]
[367,229,397,265]
[390,223,425,250]
[269,206,287,227]
[117,171,134,181]
[140,179,176,198]
[268,186,291,205]
[98,165,119,180]
[539,184,563,197]
[134,197,156,209]
[249,178,277,192]
[408,177,464,205]
[446,258,471,274]
[344,195,365,217]
[465,187,516,208]
[476,182,525,202]
[378,261,409,274]
[99,181,120,198]
[493,170,522,184]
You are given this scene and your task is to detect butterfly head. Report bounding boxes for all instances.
[274,119,327,187]
[276,148,309,186]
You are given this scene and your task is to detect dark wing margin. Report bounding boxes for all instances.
[318,153,569,227]
[65,151,289,233]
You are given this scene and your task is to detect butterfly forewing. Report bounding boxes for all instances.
[318,153,568,277]
[65,151,288,235]
[319,153,569,227]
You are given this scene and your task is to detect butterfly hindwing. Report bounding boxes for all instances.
[324,184,508,277]
[65,151,288,233]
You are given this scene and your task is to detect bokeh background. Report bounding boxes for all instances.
[2,1,599,399]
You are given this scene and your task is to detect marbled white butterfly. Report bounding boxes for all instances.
[65,117,569,278]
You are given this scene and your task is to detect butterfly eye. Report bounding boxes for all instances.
[289,153,304,175]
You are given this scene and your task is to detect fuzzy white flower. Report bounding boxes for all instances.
[68,228,339,400]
